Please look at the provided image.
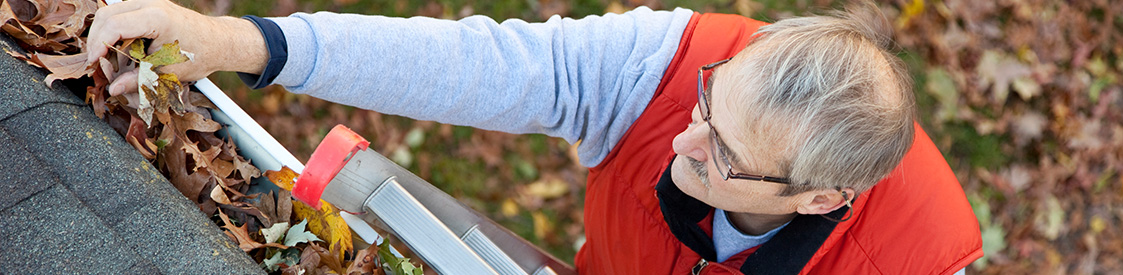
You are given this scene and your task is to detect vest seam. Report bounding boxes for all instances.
[938,248,984,275]
[846,233,886,275]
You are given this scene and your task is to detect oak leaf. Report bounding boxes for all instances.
[345,243,384,275]
[219,209,287,252]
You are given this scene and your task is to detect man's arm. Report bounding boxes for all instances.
[267,8,692,167]
[85,1,693,167]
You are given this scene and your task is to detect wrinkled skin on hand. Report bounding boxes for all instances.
[84,0,267,95]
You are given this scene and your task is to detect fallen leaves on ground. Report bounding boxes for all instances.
[893,0,1122,273]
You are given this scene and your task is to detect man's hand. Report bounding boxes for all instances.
[85,0,268,95]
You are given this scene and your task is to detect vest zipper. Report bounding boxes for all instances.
[691,258,709,275]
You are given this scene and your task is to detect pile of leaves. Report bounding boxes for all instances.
[890,0,1123,273]
[1,0,423,273]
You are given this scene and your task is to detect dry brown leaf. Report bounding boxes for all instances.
[219,201,272,229]
[345,243,383,275]
[164,137,212,201]
[55,0,96,40]
[27,52,91,85]
[252,190,277,223]
[218,209,287,252]
[124,115,155,159]
[86,56,111,118]
[276,189,293,224]
[233,156,261,180]
[210,158,236,178]
[210,184,233,204]
[3,0,36,22]
[0,0,91,53]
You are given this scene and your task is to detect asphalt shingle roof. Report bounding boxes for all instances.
[0,34,263,274]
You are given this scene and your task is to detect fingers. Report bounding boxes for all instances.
[109,69,139,96]
[85,0,165,65]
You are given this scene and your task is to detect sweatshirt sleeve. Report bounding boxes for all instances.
[268,7,693,167]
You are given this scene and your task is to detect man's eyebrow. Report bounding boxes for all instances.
[715,133,751,173]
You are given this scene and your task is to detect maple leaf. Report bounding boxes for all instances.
[261,251,286,273]
[378,241,423,275]
[284,219,322,247]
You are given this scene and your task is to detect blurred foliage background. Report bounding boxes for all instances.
[173,0,1122,273]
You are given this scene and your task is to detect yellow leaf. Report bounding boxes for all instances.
[604,1,627,14]
[266,166,353,257]
[532,211,553,240]
[895,0,924,29]
[500,199,519,217]
[1090,216,1106,234]
[294,198,354,258]
[524,178,568,199]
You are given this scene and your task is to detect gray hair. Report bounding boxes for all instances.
[719,1,916,196]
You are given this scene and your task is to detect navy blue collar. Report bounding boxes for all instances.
[655,158,848,275]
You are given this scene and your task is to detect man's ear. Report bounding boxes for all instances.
[795,187,856,215]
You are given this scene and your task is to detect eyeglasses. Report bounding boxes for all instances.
[697,58,791,184]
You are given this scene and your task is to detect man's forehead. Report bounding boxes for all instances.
[707,71,788,175]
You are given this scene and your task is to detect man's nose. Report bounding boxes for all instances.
[672,121,710,163]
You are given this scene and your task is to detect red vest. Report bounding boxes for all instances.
[574,12,983,274]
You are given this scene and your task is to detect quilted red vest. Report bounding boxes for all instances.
[574,12,983,275]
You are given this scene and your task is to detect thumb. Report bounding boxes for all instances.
[109,69,140,96]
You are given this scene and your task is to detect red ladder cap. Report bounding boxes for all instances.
[292,124,370,210]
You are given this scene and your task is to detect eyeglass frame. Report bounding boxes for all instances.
[697,58,792,184]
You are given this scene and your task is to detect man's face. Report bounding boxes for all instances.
[669,62,804,215]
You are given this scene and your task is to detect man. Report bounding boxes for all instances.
[86,1,982,273]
